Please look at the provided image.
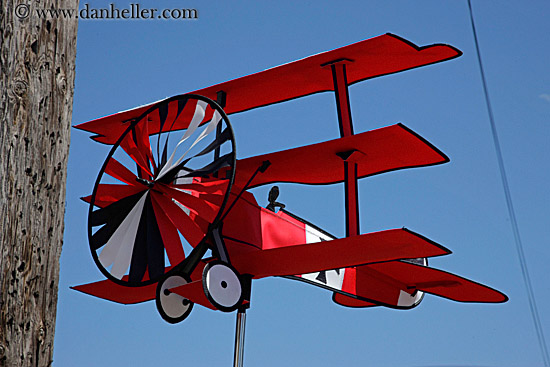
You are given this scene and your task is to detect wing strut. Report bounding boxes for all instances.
[326,60,360,237]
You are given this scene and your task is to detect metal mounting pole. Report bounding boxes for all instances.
[233,307,247,367]
[233,276,252,367]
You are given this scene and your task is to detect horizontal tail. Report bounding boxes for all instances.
[330,261,508,309]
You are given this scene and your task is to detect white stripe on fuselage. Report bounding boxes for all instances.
[300,224,345,291]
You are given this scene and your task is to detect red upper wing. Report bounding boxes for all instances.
[75,33,461,144]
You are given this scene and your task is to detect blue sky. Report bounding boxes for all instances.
[54,1,549,366]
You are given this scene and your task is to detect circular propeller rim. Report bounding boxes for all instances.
[87,93,237,287]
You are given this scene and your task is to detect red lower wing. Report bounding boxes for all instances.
[231,228,450,279]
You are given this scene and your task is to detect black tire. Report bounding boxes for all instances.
[156,273,194,324]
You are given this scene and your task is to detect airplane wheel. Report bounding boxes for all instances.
[203,261,243,312]
[400,257,427,308]
[86,94,236,286]
[156,274,194,324]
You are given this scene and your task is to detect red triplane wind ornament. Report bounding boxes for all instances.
[73,34,507,326]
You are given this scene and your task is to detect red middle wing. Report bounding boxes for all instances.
[232,123,448,188]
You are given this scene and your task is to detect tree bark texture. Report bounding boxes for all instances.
[0,1,77,366]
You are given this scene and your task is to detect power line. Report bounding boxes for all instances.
[466,1,550,366]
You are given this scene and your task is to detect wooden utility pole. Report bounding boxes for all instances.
[0,1,78,366]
